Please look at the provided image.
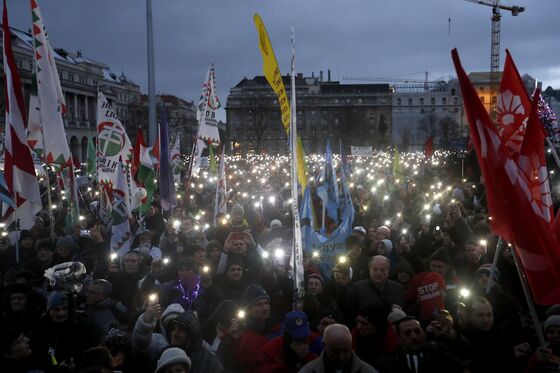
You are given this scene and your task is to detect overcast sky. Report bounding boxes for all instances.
[5,0,560,121]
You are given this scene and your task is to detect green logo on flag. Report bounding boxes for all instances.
[98,122,125,157]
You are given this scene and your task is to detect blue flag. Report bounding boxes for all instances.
[158,107,177,213]
[316,141,340,225]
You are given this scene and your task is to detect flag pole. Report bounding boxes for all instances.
[511,245,546,348]
[486,237,502,293]
[545,137,560,170]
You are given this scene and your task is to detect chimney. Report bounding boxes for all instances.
[320,70,323,82]
[328,69,331,82]
[311,72,315,78]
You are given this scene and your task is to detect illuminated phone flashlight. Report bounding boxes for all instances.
[402,228,408,234]
[148,293,158,304]
[459,288,471,298]
[312,251,320,258]
[237,310,246,319]
[396,212,402,218]
[261,251,270,259]
[338,256,348,264]
[172,219,181,229]
[163,257,170,265]
[384,220,391,226]
[202,265,210,273]
[109,253,118,262]
[274,248,285,259]
[423,204,430,210]
[479,239,487,247]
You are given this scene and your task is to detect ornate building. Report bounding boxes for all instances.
[0,26,142,161]
[226,73,393,154]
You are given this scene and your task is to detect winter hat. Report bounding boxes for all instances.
[388,307,407,324]
[317,306,345,324]
[225,256,245,272]
[352,226,367,235]
[429,248,450,264]
[47,291,68,311]
[165,311,202,350]
[78,346,113,373]
[56,236,78,251]
[18,230,34,242]
[380,239,394,255]
[376,225,391,237]
[307,273,325,288]
[244,284,270,308]
[357,303,390,327]
[284,310,311,339]
[161,303,185,330]
[156,347,191,373]
[231,204,244,215]
[476,264,500,282]
[544,315,560,331]
[270,219,282,229]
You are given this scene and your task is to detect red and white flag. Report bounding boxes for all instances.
[2,0,42,230]
[452,49,560,305]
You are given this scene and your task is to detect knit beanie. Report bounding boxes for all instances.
[47,291,68,311]
[307,273,325,288]
[165,311,201,351]
[225,256,245,272]
[156,347,191,373]
[476,264,500,282]
[395,259,415,277]
[161,303,185,330]
[35,239,55,252]
[380,239,394,255]
[544,315,560,331]
[56,236,78,251]
[244,284,270,308]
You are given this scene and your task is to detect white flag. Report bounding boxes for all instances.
[213,147,227,226]
[110,162,132,258]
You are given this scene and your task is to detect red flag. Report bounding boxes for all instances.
[2,0,42,230]
[452,49,560,305]
[423,136,433,158]
[132,128,146,181]
[496,50,536,157]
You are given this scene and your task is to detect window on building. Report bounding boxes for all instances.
[454,97,459,105]
[442,97,447,105]
[420,98,424,105]
[397,98,402,106]
[480,96,485,103]
[480,86,485,92]
[431,97,435,105]
[408,98,413,105]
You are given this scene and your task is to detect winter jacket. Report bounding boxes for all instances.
[85,297,128,331]
[346,279,404,317]
[234,318,284,373]
[257,335,320,373]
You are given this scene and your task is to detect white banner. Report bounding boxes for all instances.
[350,145,373,156]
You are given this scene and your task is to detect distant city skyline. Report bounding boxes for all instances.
[5,0,559,121]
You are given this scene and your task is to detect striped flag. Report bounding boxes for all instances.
[2,0,41,230]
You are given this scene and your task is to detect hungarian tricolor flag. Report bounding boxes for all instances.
[452,48,560,305]
[2,0,42,231]
[424,136,433,158]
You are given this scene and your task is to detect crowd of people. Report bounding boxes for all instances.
[2,151,560,373]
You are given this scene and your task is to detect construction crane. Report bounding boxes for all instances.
[463,0,525,117]
[343,72,446,92]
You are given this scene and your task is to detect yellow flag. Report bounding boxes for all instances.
[253,13,308,189]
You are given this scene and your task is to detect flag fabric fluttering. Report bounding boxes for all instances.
[213,146,227,226]
[424,136,434,158]
[149,124,160,173]
[496,49,533,158]
[31,0,70,165]
[316,141,340,225]
[452,48,560,305]
[171,135,182,187]
[158,107,177,213]
[196,65,221,144]
[289,27,304,293]
[2,0,42,231]
[137,140,156,214]
[132,129,144,182]
[86,137,96,177]
[110,161,132,258]
[253,13,308,190]
[96,91,134,188]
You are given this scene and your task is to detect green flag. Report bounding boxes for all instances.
[137,144,156,214]
[87,137,96,176]
[209,143,218,174]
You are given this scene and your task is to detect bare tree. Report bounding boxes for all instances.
[245,107,269,154]
[418,113,439,142]
[438,116,459,149]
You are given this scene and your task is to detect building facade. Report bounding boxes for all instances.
[226,74,393,154]
[0,26,142,162]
